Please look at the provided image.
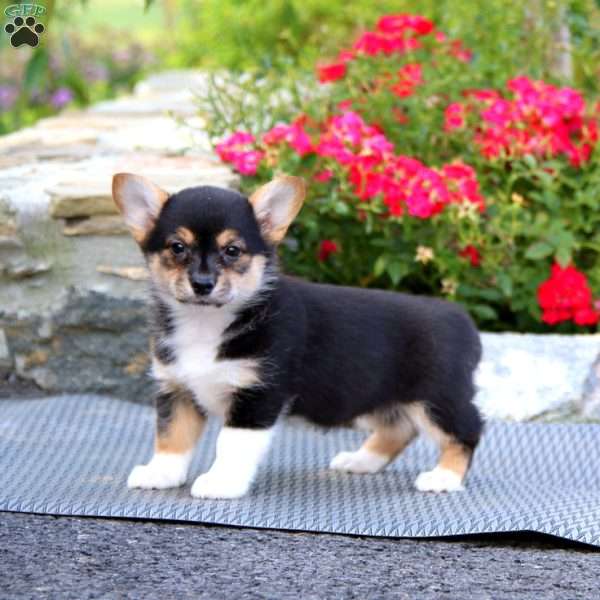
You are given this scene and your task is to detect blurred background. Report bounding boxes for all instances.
[1,0,599,135]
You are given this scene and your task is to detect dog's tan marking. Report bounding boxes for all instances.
[147,253,193,301]
[407,403,474,481]
[176,227,195,246]
[362,424,418,459]
[249,175,306,243]
[438,441,472,479]
[156,391,206,454]
[216,228,245,248]
[225,254,267,295]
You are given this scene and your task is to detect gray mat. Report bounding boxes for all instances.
[1,395,599,547]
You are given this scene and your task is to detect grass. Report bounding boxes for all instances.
[53,0,164,42]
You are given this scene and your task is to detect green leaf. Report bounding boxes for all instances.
[470,304,499,321]
[333,201,350,216]
[497,273,513,298]
[373,255,388,278]
[525,241,554,260]
[386,262,408,285]
[23,48,49,94]
[555,245,572,267]
[523,154,537,169]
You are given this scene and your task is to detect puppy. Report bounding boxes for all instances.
[112,173,483,499]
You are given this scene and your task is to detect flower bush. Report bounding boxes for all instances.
[209,13,600,332]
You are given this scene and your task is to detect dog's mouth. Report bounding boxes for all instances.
[176,296,227,308]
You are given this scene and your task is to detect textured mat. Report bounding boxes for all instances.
[0,395,599,547]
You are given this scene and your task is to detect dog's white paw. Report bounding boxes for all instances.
[414,466,464,493]
[127,453,190,490]
[190,471,250,499]
[329,449,389,474]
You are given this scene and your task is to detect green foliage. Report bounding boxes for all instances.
[199,9,600,332]
[173,0,600,91]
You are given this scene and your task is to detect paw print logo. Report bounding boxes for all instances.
[4,16,45,48]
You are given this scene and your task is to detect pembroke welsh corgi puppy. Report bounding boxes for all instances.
[112,173,483,499]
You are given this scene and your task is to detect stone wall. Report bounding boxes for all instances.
[0,71,237,401]
[1,70,599,419]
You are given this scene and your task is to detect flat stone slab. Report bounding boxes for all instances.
[477,333,600,420]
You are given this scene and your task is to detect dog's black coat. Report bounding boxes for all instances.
[221,276,483,446]
[146,185,483,450]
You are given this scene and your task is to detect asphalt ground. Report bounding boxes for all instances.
[0,512,597,599]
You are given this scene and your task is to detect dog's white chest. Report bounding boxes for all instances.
[153,304,259,416]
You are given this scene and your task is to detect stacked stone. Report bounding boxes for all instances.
[0,71,237,399]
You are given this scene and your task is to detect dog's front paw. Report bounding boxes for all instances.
[329,449,389,474]
[414,466,464,493]
[127,453,190,490]
[190,471,250,499]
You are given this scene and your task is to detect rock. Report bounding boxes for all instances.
[1,290,152,401]
[577,352,600,419]
[47,154,238,221]
[48,181,117,218]
[0,236,22,249]
[0,258,52,279]
[0,328,11,375]
[63,215,129,236]
[97,265,149,281]
[0,196,18,240]
[134,70,210,96]
[476,333,600,421]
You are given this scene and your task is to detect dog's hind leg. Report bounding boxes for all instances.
[329,416,417,474]
[409,401,482,493]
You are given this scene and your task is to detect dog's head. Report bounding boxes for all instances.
[112,173,305,307]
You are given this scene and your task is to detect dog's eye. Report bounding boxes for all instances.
[224,245,241,258]
[171,241,186,255]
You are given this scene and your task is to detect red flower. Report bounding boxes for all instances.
[390,63,423,98]
[317,61,347,83]
[537,263,599,326]
[376,14,435,36]
[318,240,339,261]
[449,39,472,63]
[459,245,481,266]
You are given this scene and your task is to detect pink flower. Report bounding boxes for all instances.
[263,121,313,156]
[453,77,598,166]
[233,150,264,176]
[444,102,466,131]
[314,170,334,182]
[216,131,264,176]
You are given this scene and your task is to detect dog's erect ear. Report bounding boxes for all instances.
[112,173,169,244]
[249,176,306,244]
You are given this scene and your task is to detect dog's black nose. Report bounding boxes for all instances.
[191,274,215,296]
